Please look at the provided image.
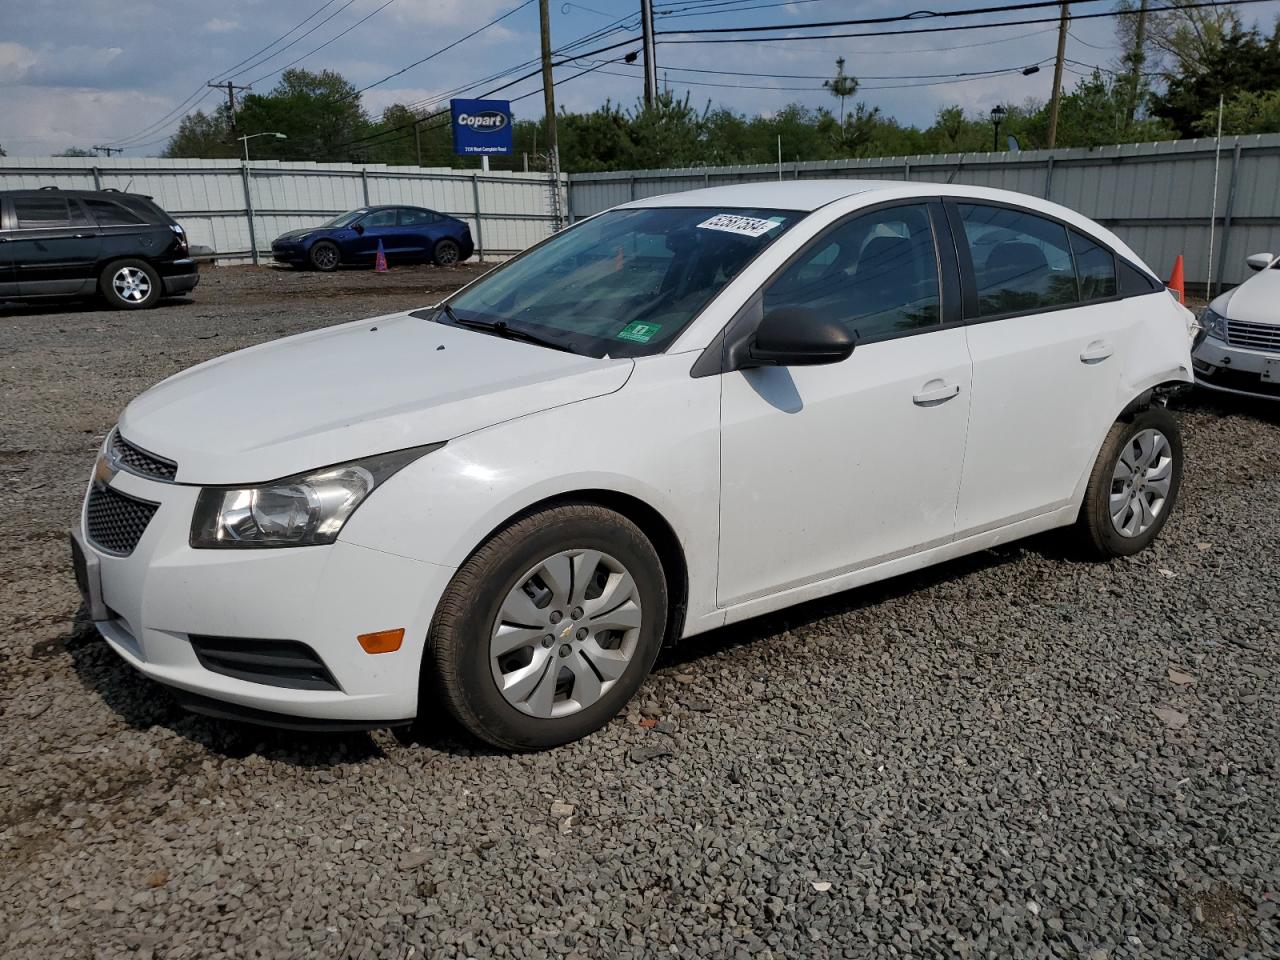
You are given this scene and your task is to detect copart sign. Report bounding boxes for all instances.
[450,98,514,156]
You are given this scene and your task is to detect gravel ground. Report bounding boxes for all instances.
[0,267,1276,959]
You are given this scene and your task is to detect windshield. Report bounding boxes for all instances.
[321,209,367,228]
[431,206,805,357]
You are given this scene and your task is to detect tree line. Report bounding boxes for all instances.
[147,3,1280,172]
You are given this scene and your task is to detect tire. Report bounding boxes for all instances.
[99,259,162,310]
[309,241,341,272]
[433,238,461,267]
[1075,406,1184,558]
[428,503,668,750]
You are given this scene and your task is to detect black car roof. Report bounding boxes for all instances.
[0,187,155,200]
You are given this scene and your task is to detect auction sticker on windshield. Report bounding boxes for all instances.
[696,214,786,238]
[617,321,661,343]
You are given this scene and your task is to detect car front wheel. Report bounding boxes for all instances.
[309,241,341,272]
[1075,405,1184,558]
[99,259,162,309]
[427,503,668,750]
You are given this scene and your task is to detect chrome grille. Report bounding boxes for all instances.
[1226,319,1280,352]
[86,486,159,555]
[110,430,177,481]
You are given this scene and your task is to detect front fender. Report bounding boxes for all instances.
[338,351,723,633]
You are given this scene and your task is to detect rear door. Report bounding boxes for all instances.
[397,207,441,259]
[11,194,101,296]
[949,200,1132,534]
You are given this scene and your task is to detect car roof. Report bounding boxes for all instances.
[0,187,155,200]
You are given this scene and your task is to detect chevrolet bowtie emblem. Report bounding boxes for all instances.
[560,624,574,639]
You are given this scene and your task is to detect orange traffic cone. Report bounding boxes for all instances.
[375,239,388,273]
[1167,254,1185,304]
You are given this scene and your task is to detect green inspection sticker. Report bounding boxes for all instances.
[616,321,662,343]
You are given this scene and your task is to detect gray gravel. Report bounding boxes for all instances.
[1,267,1277,959]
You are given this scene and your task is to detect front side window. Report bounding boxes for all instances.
[362,209,397,228]
[438,206,804,357]
[321,209,366,228]
[764,203,941,342]
[959,203,1077,317]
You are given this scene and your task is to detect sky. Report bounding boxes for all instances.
[2,0,1279,158]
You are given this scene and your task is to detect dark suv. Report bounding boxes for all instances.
[0,188,198,309]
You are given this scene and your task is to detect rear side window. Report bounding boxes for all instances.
[14,197,74,228]
[85,198,147,226]
[1069,230,1117,301]
[958,203,1077,317]
[764,203,941,342]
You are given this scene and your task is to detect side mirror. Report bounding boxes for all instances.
[352,223,365,235]
[1246,252,1273,272]
[747,307,855,367]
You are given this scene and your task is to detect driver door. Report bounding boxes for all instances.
[349,208,400,260]
[716,201,973,607]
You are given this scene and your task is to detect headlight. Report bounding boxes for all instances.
[190,443,442,548]
[1200,307,1228,341]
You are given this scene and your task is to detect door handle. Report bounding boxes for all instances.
[73,233,98,239]
[1080,340,1114,363]
[913,381,961,406]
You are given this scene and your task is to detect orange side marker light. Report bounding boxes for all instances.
[358,628,405,654]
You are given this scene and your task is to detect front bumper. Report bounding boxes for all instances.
[73,466,456,727]
[1191,334,1280,399]
[271,243,306,264]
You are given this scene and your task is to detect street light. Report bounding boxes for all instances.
[238,131,287,162]
[989,104,1007,152]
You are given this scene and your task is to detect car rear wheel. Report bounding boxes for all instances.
[1075,406,1183,558]
[99,259,162,310]
[427,503,667,750]
[433,238,460,266]
[309,241,341,272]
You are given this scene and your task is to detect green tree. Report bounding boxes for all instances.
[1150,22,1280,135]
[823,57,858,128]
[164,106,237,159]
[55,147,97,157]
[1195,87,1280,134]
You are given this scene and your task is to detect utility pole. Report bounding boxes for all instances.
[640,0,658,108]
[1124,0,1149,131]
[538,0,563,228]
[1047,1,1069,148]
[92,145,122,157]
[413,119,422,167]
[208,80,251,131]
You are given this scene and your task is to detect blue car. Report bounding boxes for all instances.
[270,205,474,271]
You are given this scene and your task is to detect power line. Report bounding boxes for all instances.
[340,0,537,103]
[210,0,346,82]
[655,0,1276,44]
[245,0,399,88]
[223,0,360,82]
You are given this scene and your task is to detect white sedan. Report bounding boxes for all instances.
[1194,251,1280,398]
[71,181,1196,749]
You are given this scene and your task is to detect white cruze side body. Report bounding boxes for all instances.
[1193,251,1280,398]
[78,180,1194,727]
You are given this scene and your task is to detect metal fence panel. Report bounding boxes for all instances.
[567,134,1280,287]
[0,157,566,263]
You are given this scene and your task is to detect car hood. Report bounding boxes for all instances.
[273,228,320,243]
[118,311,634,484]
[1212,269,1280,326]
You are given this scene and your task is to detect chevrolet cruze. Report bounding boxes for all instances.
[72,181,1196,749]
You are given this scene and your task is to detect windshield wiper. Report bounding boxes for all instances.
[443,308,576,354]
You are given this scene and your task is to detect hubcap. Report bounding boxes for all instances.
[1109,428,1173,538]
[314,246,337,268]
[438,243,458,264]
[490,549,642,718]
[112,267,151,302]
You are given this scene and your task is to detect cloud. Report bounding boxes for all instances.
[203,18,240,34]
[0,85,172,156]
[0,42,40,82]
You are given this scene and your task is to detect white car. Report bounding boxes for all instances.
[1194,251,1280,398]
[71,181,1196,749]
